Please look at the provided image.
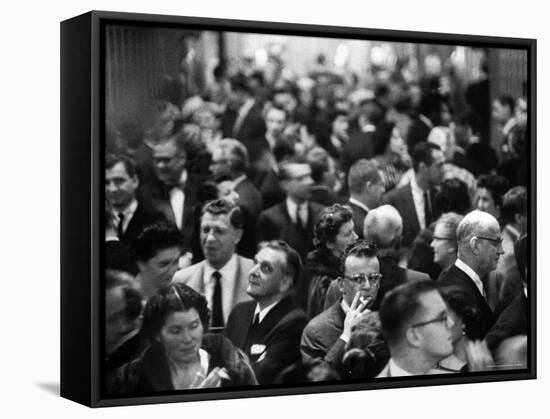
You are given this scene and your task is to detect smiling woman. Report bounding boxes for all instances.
[108,283,257,395]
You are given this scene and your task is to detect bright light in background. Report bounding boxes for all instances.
[451,46,466,71]
[424,53,442,75]
[371,44,397,68]
[334,43,349,68]
[255,48,268,67]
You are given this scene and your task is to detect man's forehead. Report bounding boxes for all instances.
[106,162,130,178]
[256,247,285,266]
[201,212,232,228]
[153,140,178,156]
[286,163,311,179]
[418,290,446,315]
[345,254,379,274]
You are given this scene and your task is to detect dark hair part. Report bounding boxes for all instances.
[140,283,210,341]
[434,178,471,215]
[259,240,303,287]
[379,280,436,346]
[348,159,380,194]
[105,154,137,179]
[105,269,143,322]
[202,198,244,229]
[495,94,516,112]
[314,204,353,249]
[439,285,484,340]
[477,174,511,209]
[133,222,182,262]
[372,121,396,156]
[501,186,527,225]
[339,240,379,276]
[411,142,441,173]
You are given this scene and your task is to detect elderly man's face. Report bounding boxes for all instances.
[474,222,504,274]
[200,212,242,268]
[247,247,288,300]
[152,140,186,185]
[339,255,380,309]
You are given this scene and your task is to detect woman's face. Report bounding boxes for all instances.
[430,223,456,268]
[159,309,204,364]
[446,307,464,345]
[328,220,358,257]
[389,127,406,155]
[475,187,499,218]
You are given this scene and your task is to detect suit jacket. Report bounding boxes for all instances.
[172,255,254,324]
[383,182,439,249]
[225,295,309,384]
[222,101,266,146]
[257,201,325,261]
[300,302,346,368]
[120,203,166,246]
[253,168,286,210]
[437,265,495,339]
[138,174,200,253]
[485,291,527,353]
[348,200,368,239]
[234,178,263,258]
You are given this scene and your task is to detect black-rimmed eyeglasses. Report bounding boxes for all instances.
[411,313,453,329]
[475,235,503,246]
[343,272,382,287]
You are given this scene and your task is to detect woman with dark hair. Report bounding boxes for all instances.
[109,283,257,394]
[372,121,411,192]
[437,286,485,372]
[305,204,358,317]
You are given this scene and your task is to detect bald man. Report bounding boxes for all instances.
[437,209,502,338]
[324,205,430,310]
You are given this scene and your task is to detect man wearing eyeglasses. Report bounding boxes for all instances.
[225,241,309,384]
[437,210,502,339]
[300,241,381,370]
[377,281,454,377]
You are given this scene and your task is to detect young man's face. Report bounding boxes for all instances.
[200,212,242,268]
[105,162,138,210]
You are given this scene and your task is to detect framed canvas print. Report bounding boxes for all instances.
[61,10,536,408]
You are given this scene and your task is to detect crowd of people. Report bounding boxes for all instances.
[104,51,529,394]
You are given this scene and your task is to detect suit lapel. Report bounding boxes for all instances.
[404,183,421,232]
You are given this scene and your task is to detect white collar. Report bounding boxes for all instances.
[111,198,138,220]
[204,253,238,282]
[254,299,281,324]
[410,176,426,195]
[286,198,308,221]
[349,197,369,213]
[388,358,414,377]
[361,123,376,133]
[504,224,521,241]
[455,258,484,295]
[231,174,247,189]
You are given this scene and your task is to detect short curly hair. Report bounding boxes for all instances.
[140,283,210,341]
[313,204,353,249]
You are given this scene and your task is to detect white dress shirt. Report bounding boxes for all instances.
[388,358,414,377]
[203,254,239,323]
[111,199,138,234]
[286,198,308,227]
[169,170,187,230]
[410,177,428,230]
[254,299,281,324]
[455,258,485,298]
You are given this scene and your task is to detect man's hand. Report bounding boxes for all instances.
[465,340,495,372]
[341,292,371,342]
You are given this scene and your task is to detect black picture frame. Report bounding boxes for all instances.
[61,10,536,408]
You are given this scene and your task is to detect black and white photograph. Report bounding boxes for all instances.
[92,13,535,405]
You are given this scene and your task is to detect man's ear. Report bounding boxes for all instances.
[279,274,292,294]
[337,276,345,293]
[132,175,139,188]
[469,236,480,255]
[234,228,243,245]
[405,326,422,348]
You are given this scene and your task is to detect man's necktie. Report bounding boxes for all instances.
[424,190,433,226]
[117,212,125,238]
[295,206,305,231]
[211,271,224,328]
[252,312,260,327]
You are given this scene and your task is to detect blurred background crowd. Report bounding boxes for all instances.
[103,26,530,394]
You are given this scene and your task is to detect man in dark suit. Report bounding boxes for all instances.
[210,138,263,258]
[324,205,430,310]
[172,199,253,328]
[106,154,165,246]
[138,134,199,258]
[437,210,504,339]
[377,280,454,377]
[225,241,309,384]
[301,241,381,371]
[383,142,445,249]
[221,73,266,147]
[347,159,386,238]
[257,158,324,261]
